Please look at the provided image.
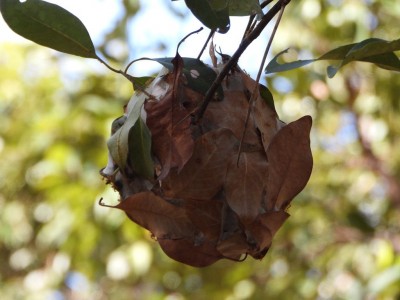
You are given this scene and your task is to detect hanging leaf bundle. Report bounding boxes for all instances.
[0,0,318,267]
[100,52,313,267]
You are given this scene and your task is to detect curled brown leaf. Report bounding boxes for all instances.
[266,116,313,210]
[144,55,194,179]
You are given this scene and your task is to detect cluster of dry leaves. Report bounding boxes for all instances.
[100,53,313,267]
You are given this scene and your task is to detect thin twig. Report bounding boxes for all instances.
[124,28,203,76]
[261,0,275,9]
[177,27,203,53]
[198,29,216,59]
[242,15,256,41]
[97,55,131,81]
[195,0,291,122]
[237,3,287,165]
[256,4,286,83]
[242,0,276,40]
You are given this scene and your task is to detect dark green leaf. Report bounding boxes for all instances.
[265,49,315,74]
[139,57,223,98]
[0,0,96,58]
[111,115,127,135]
[228,0,262,16]
[265,38,400,77]
[184,0,230,32]
[128,118,154,180]
[259,83,275,111]
[125,75,155,91]
[326,38,400,77]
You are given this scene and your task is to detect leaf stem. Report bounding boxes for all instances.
[198,29,215,60]
[195,0,291,122]
[242,0,275,41]
[96,55,132,81]
[242,15,256,41]
[177,27,203,54]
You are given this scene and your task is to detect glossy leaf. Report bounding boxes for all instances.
[265,38,400,77]
[0,0,96,58]
[184,0,230,32]
[182,0,261,31]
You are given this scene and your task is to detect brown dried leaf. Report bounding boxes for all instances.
[240,71,280,151]
[185,197,223,241]
[216,200,248,259]
[144,55,194,179]
[246,220,272,259]
[205,91,260,144]
[159,238,222,267]
[266,116,313,210]
[220,199,243,240]
[225,151,268,224]
[247,211,289,259]
[216,233,249,260]
[258,211,290,237]
[116,191,195,239]
[162,128,238,200]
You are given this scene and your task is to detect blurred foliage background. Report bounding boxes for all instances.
[1,0,400,299]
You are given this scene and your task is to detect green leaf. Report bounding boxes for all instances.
[125,75,155,91]
[128,118,154,180]
[228,0,262,16]
[140,57,224,99]
[111,115,127,135]
[265,38,400,78]
[259,83,275,111]
[184,0,230,33]
[0,0,96,58]
[107,92,146,172]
